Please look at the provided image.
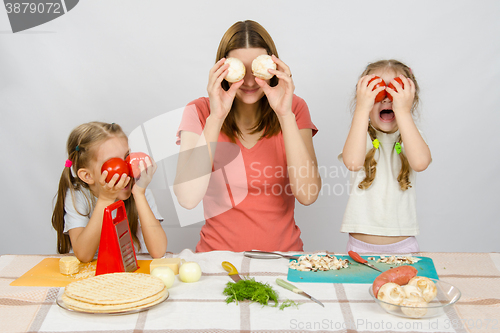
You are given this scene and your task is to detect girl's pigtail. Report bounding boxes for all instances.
[124,196,141,252]
[358,125,378,190]
[51,166,73,254]
[397,135,412,191]
[51,145,83,254]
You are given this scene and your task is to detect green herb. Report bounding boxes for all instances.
[279,299,301,310]
[223,278,279,307]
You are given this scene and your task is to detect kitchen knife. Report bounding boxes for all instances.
[348,251,382,272]
[222,261,242,282]
[276,278,324,307]
[244,251,301,260]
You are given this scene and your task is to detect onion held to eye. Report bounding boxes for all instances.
[224,58,245,83]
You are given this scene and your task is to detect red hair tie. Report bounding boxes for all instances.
[65,159,73,168]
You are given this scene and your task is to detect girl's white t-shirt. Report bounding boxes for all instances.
[63,187,164,253]
[338,129,421,236]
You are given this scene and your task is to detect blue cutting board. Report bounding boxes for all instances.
[287,256,438,283]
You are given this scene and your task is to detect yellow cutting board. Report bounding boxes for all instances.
[10,258,152,287]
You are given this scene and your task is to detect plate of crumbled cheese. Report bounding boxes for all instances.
[287,254,438,283]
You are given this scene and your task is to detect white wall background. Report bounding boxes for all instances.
[1,0,499,255]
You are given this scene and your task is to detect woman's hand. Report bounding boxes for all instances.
[255,55,294,118]
[132,156,157,195]
[386,75,415,117]
[355,74,386,115]
[207,58,244,120]
[98,171,130,201]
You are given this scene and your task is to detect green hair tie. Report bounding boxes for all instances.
[372,139,380,149]
[395,142,402,154]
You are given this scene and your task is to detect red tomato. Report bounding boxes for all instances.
[387,77,404,101]
[101,158,129,183]
[368,76,387,103]
[126,152,150,178]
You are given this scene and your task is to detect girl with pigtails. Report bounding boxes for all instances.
[339,60,432,254]
[51,122,167,262]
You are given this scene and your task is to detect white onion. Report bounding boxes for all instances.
[151,266,175,289]
[179,261,202,283]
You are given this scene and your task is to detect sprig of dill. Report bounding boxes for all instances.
[279,299,301,310]
[223,278,303,310]
[223,278,279,307]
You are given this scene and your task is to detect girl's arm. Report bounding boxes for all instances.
[132,158,167,258]
[173,59,243,209]
[255,56,321,205]
[342,75,385,171]
[387,76,432,172]
[342,111,370,171]
[68,173,129,263]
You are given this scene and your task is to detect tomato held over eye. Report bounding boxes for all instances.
[387,77,405,101]
[368,76,387,103]
[126,152,150,178]
[101,158,129,183]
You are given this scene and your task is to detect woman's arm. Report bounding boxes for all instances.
[278,113,321,205]
[342,75,384,171]
[173,129,213,209]
[255,56,321,205]
[387,76,432,172]
[173,59,243,209]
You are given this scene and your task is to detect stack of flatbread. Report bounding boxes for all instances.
[61,273,168,313]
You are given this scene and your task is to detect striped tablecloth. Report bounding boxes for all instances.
[0,250,499,333]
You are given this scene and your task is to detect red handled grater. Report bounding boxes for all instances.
[96,200,139,275]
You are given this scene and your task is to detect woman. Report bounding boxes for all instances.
[174,20,321,252]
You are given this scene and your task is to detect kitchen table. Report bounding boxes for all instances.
[0,250,499,333]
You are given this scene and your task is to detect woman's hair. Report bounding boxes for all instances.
[51,122,140,254]
[357,60,419,191]
[216,20,281,142]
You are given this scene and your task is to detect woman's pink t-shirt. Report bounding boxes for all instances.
[176,95,318,252]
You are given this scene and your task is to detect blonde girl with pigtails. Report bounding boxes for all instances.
[51,122,167,262]
[339,60,432,254]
